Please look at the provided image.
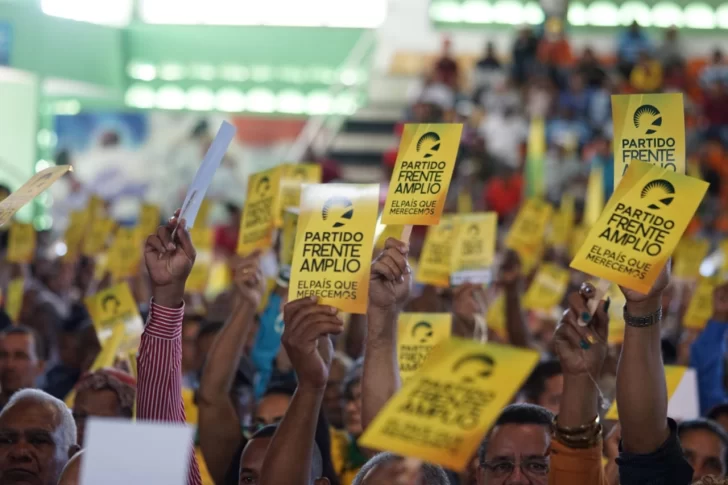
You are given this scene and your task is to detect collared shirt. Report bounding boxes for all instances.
[548,438,607,485]
[137,301,202,485]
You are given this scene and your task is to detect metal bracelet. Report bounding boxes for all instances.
[623,306,663,328]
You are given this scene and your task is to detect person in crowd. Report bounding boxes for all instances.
[657,26,684,70]
[678,419,728,481]
[588,132,615,199]
[474,41,505,97]
[701,49,728,89]
[479,103,528,170]
[512,26,539,85]
[324,352,353,430]
[72,368,136,447]
[558,73,591,120]
[331,359,367,484]
[521,359,563,414]
[0,388,80,485]
[691,283,728,415]
[0,326,46,410]
[57,449,84,485]
[576,47,607,88]
[182,313,205,389]
[433,37,459,90]
[708,405,728,434]
[617,21,652,78]
[630,50,663,92]
[214,202,242,258]
[352,453,449,484]
[188,320,224,389]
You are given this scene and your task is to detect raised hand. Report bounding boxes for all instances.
[498,248,523,289]
[144,209,196,308]
[620,261,670,315]
[553,283,609,378]
[282,296,344,390]
[233,250,266,308]
[452,283,487,338]
[369,238,412,312]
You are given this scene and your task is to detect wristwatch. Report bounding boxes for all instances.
[623,306,663,327]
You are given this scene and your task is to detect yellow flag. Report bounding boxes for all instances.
[584,166,604,227]
[63,210,89,262]
[523,263,569,310]
[7,223,36,263]
[0,166,72,227]
[205,260,232,300]
[505,199,552,272]
[108,227,142,281]
[288,184,379,314]
[673,237,709,280]
[84,282,142,336]
[238,166,283,255]
[5,278,24,323]
[606,365,687,420]
[382,123,463,225]
[358,339,540,471]
[279,208,299,282]
[279,163,322,223]
[139,203,161,237]
[415,217,456,288]
[612,93,685,188]
[186,227,214,294]
[684,277,715,330]
[397,313,452,381]
[570,162,708,293]
[450,213,497,285]
[457,192,474,214]
[549,194,575,248]
[82,218,116,256]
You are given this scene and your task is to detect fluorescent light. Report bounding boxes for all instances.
[251,66,274,83]
[587,1,619,26]
[159,64,186,81]
[125,84,156,108]
[430,1,464,22]
[219,65,249,82]
[717,4,728,28]
[684,3,716,28]
[186,87,215,111]
[37,129,57,149]
[35,159,53,173]
[189,64,216,81]
[155,85,185,110]
[306,91,332,115]
[461,0,493,23]
[127,62,157,81]
[651,2,683,27]
[41,0,133,27]
[333,92,359,115]
[277,90,306,114]
[53,100,81,115]
[247,88,276,113]
[523,2,545,24]
[215,88,246,112]
[492,0,524,24]
[618,1,652,26]
[567,2,588,25]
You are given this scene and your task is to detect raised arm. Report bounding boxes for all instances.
[361,238,411,431]
[198,252,264,484]
[500,249,532,348]
[137,212,201,485]
[259,296,343,485]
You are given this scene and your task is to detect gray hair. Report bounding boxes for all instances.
[352,452,449,485]
[3,389,77,450]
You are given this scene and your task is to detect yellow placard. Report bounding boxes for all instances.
[415,217,456,288]
[570,162,708,294]
[684,277,715,330]
[549,194,575,248]
[63,210,89,261]
[523,263,570,310]
[450,213,497,285]
[279,208,299,282]
[88,195,106,221]
[457,192,474,214]
[108,227,142,281]
[584,166,604,227]
[186,227,214,294]
[89,322,126,371]
[82,218,116,257]
[569,225,589,260]
[505,199,552,272]
[358,339,540,471]
[382,123,463,225]
[486,293,507,338]
[397,313,452,381]
[612,93,685,188]
[288,183,379,314]
[7,223,36,263]
[606,283,627,344]
[205,260,232,300]
[84,282,141,333]
[238,166,283,255]
[5,278,24,323]
[0,166,72,227]
[673,237,709,280]
[139,203,161,237]
[279,163,322,223]
[605,365,686,420]
[257,278,278,314]
[374,223,404,250]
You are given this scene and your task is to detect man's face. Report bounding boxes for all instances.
[477,424,551,485]
[535,375,563,415]
[73,388,122,447]
[0,334,42,394]
[238,437,271,485]
[254,394,290,429]
[0,399,69,485]
[681,429,726,480]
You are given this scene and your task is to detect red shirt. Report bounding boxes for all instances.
[138,301,202,485]
[484,175,524,218]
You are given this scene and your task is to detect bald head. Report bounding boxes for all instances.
[58,450,84,485]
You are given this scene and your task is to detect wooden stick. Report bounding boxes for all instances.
[401,225,413,243]
[580,278,611,327]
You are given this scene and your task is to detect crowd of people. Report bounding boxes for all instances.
[0,21,727,485]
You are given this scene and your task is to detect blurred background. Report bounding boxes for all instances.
[1,0,726,239]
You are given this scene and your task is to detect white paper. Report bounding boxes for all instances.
[178,120,237,228]
[668,368,700,421]
[80,418,194,485]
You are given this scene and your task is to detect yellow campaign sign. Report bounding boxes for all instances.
[186,227,214,294]
[0,166,72,227]
[88,195,106,221]
[205,260,232,300]
[63,210,89,261]
[523,263,570,310]
[5,278,24,323]
[109,227,142,281]
[85,282,141,335]
[673,237,709,280]
[505,199,552,272]
[569,225,589,260]
[139,203,161,237]
[457,192,473,214]
[486,293,506,338]
[89,323,126,371]
[612,93,685,188]
[605,365,686,420]
[7,223,36,263]
[374,221,404,251]
[279,163,322,223]
[570,162,708,294]
[238,166,283,255]
[382,123,463,225]
[606,283,627,344]
[584,166,605,227]
[288,184,379,314]
[358,339,540,471]
[397,313,452,381]
[279,208,299,282]
[82,218,116,256]
[549,194,575,248]
[450,213,497,285]
[415,217,456,288]
[684,278,715,330]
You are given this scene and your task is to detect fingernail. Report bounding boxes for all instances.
[604,297,611,313]
[167,243,176,251]
[399,245,409,254]
[329,306,337,314]
[310,295,318,302]
[587,334,597,344]
[581,312,591,323]
[580,339,590,350]
[399,275,404,283]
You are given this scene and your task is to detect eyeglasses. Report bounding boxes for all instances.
[481,456,550,479]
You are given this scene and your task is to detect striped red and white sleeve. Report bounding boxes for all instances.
[137,300,202,485]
